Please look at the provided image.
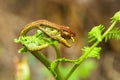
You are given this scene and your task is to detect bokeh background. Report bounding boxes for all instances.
[0,0,120,80]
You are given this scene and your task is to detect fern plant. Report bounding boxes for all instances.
[14,10,120,80]
[105,28,120,41]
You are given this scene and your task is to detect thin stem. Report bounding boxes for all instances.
[31,51,62,80]
[54,67,62,80]
[52,43,60,59]
[31,51,57,78]
[65,64,79,79]
[52,43,63,80]
[30,42,63,80]
[102,21,117,39]
[65,21,117,80]
[31,51,50,67]
[65,41,99,80]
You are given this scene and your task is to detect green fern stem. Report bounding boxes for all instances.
[31,51,62,80]
[52,43,63,80]
[102,21,117,39]
[65,21,117,80]
[52,42,60,59]
[31,51,50,68]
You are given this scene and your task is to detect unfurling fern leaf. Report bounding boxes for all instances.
[105,28,120,42]
[88,25,104,43]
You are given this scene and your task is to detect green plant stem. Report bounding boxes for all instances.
[31,51,58,79]
[31,51,62,80]
[65,41,99,80]
[102,21,117,39]
[65,21,117,80]
[52,43,60,59]
[52,43,63,80]
[31,51,50,68]
[54,67,62,80]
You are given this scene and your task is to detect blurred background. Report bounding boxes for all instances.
[0,0,120,80]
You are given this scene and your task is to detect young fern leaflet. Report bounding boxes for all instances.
[105,28,120,42]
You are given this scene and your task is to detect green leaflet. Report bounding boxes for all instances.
[111,10,120,23]
[105,28,120,42]
[88,25,104,43]
[82,46,101,59]
[15,30,55,52]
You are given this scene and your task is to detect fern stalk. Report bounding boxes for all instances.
[102,21,117,39]
[65,21,117,80]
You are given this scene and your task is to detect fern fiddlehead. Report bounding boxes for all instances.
[16,20,75,52]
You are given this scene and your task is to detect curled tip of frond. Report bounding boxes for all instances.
[16,20,75,52]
